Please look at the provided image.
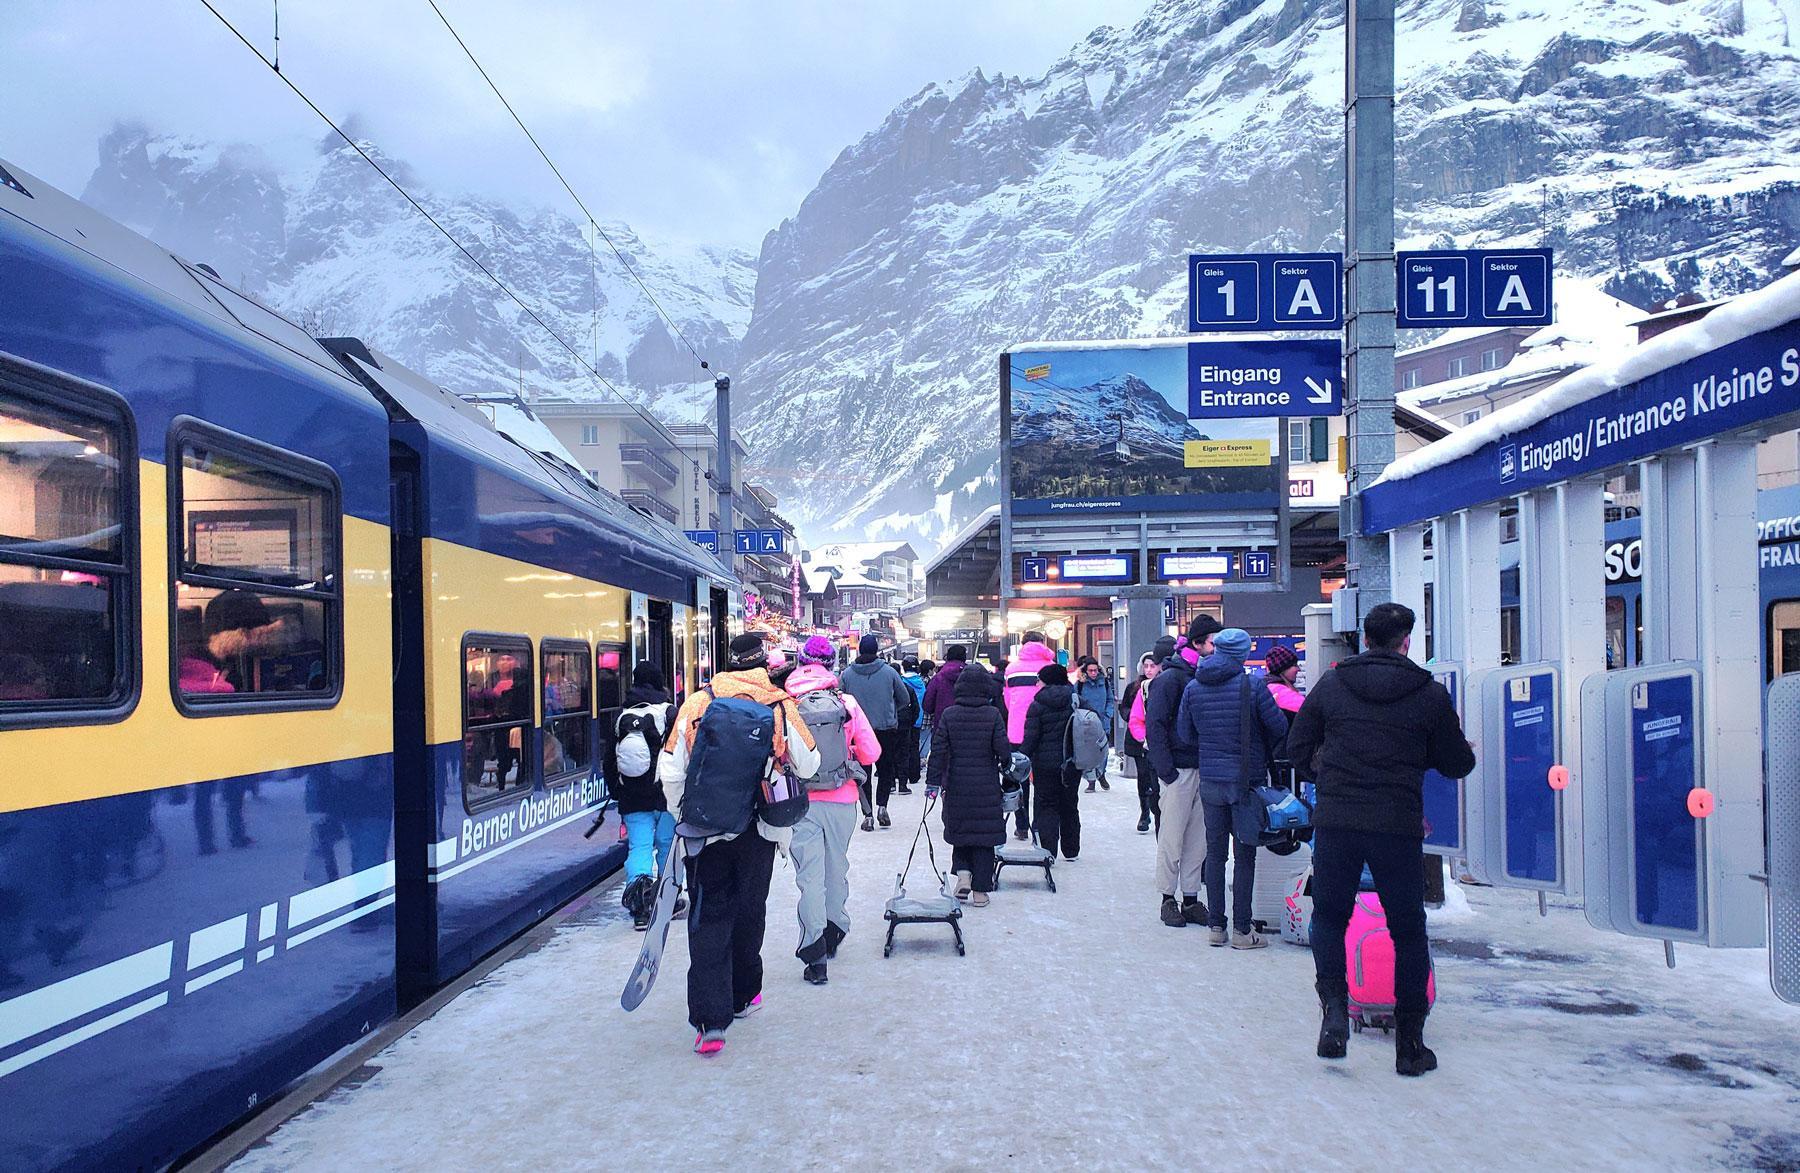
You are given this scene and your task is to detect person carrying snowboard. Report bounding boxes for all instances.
[926,661,1009,906]
[607,663,678,930]
[785,635,880,985]
[659,632,820,1056]
[1285,603,1475,1076]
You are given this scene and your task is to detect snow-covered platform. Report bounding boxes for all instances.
[232,786,1800,1171]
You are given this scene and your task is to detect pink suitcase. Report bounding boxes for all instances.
[1345,892,1435,1032]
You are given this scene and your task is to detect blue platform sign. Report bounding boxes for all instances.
[733,529,787,554]
[684,529,719,553]
[1396,248,1553,328]
[1020,556,1050,583]
[1241,550,1272,580]
[1187,338,1342,418]
[1162,596,1177,624]
[1188,252,1343,333]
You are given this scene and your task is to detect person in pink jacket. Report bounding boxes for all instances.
[1002,632,1058,839]
[1263,643,1305,718]
[785,635,881,985]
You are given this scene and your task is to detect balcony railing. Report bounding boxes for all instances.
[620,489,680,524]
[619,443,679,487]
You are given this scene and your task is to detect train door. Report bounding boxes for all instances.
[672,602,691,698]
[629,592,677,690]
[710,585,731,679]
[695,577,714,685]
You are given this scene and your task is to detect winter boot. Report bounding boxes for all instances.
[1395,1011,1438,1076]
[1316,979,1350,1060]
[877,807,891,829]
[823,922,846,960]
[1099,778,1110,791]
[1137,812,1151,833]
[955,870,973,901]
[804,962,828,985]
[623,875,656,931]
[1160,896,1186,927]
[1181,897,1209,926]
[1086,781,1096,792]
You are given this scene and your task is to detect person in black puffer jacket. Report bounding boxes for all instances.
[926,662,1010,905]
[1021,663,1086,860]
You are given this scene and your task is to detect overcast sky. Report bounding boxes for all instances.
[1,0,1146,250]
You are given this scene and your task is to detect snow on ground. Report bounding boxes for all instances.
[232,772,1800,1172]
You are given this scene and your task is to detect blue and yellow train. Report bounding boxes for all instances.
[0,159,735,1170]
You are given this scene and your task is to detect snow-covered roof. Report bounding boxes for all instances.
[480,400,590,474]
[1378,268,1800,486]
[922,504,1000,577]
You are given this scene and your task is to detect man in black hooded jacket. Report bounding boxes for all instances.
[1286,602,1475,1078]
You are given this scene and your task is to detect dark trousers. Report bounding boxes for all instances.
[898,726,921,787]
[950,845,995,893]
[1132,754,1159,830]
[865,727,903,810]
[686,831,777,1032]
[1310,827,1431,1015]
[1034,767,1082,859]
[1202,801,1256,932]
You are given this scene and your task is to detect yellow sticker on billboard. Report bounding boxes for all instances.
[1023,363,1051,381]
[1184,439,1271,468]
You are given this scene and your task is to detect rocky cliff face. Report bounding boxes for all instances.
[738,0,1800,547]
[81,125,755,407]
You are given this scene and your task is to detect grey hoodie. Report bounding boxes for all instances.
[837,657,912,731]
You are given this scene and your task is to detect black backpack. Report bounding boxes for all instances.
[679,690,810,834]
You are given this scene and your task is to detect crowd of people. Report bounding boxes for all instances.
[617,605,1474,1076]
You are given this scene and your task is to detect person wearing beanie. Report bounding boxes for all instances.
[609,662,680,929]
[1002,633,1058,839]
[897,657,927,795]
[659,631,821,1055]
[1073,656,1115,793]
[1176,627,1288,949]
[1147,621,1213,928]
[836,632,913,830]
[1120,648,1165,833]
[1020,661,1089,860]
[783,634,881,985]
[923,645,970,727]
[926,662,1010,907]
[1263,643,1304,722]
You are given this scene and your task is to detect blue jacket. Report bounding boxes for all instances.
[1144,653,1197,784]
[1177,652,1289,804]
[900,671,927,728]
[1073,674,1114,731]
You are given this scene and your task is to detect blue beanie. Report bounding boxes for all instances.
[1214,628,1253,661]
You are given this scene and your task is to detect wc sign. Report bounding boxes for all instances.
[1397,248,1554,328]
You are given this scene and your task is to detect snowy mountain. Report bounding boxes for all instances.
[80,125,755,410]
[738,0,1800,548]
[1012,373,1200,456]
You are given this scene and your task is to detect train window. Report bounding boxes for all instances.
[541,640,592,782]
[1771,600,1800,678]
[596,644,626,714]
[463,635,534,810]
[171,424,340,709]
[1605,596,1627,670]
[0,380,136,722]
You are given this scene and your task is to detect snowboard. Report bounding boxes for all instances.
[620,836,691,1012]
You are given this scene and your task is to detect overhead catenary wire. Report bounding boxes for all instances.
[196,0,712,487]
[423,0,712,378]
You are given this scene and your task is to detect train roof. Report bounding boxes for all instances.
[323,338,734,587]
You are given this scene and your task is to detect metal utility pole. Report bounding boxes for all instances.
[1343,0,1398,622]
[714,373,734,566]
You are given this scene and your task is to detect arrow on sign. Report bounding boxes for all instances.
[1305,377,1334,405]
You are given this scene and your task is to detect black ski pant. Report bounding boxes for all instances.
[1034,766,1082,859]
[686,830,777,1032]
[950,844,996,893]
[1132,753,1159,831]
[1201,800,1256,933]
[897,726,921,788]
[1310,827,1431,1015]
[864,727,903,811]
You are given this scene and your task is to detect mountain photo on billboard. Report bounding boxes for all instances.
[1008,344,1278,513]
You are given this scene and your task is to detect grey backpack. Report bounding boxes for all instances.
[1066,705,1109,772]
[795,688,857,791]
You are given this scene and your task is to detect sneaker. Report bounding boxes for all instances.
[1136,813,1151,834]
[1181,898,1208,926]
[1062,853,1078,862]
[877,807,891,828]
[803,962,828,985]
[1013,828,1029,841]
[1231,929,1269,950]
[694,1029,727,1055]
[1160,896,1185,928]
[896,784,912,795]
[1208,927,1229,947]
[1099,779,1110,791]
[971,891,990,907]
[734,994,763,1019]
[862,816,875,833]
[1086,783,1096,792]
